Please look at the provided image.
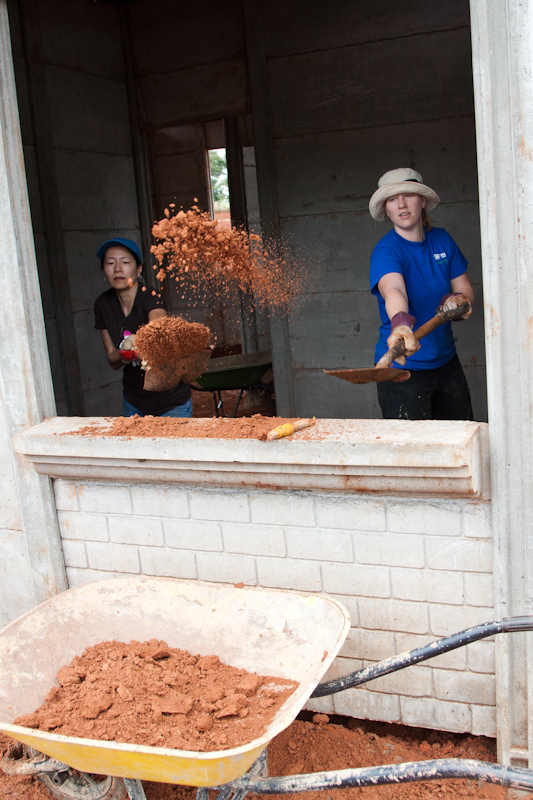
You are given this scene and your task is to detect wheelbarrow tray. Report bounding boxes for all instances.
[0,577,349,786]
[196,351,272,390]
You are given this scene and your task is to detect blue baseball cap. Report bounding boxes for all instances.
[97,238,143,265]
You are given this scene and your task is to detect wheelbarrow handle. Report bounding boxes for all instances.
[378,302,471,369]
[226,758,533,794]
[312,615,533,697]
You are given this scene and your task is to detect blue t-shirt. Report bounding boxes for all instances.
[369,228,468,370]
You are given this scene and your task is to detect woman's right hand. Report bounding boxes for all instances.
[119,334,137,362]
[386,325,420,366]
[119,334,136,351]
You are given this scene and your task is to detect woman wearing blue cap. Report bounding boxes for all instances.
[368,168,475,420]
[94,239,192,417]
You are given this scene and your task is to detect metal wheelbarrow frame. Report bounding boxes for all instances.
[193,351,273,417]
[2,579,533,799]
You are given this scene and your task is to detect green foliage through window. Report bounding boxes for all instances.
[209,149,230,212]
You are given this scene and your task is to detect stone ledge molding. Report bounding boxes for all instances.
[14,417,490,499]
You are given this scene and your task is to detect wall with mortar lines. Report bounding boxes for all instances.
[5,0,486,419]
[123,0,487,421]
[262,0,487,421]
[53,478,495,736]
[7,0,139,416]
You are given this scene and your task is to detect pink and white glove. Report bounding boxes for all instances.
[119,332,138,363]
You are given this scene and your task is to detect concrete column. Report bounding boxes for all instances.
[243,0,296,415]
[470,0,533,766]
[0,0,67,616]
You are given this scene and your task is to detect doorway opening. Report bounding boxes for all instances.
[208,148,230,228]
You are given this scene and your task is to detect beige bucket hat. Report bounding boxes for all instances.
[369,168,440,222]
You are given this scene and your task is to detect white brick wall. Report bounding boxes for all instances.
[53,480,494,737]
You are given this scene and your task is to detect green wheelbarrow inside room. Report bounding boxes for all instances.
[192,351,274,417]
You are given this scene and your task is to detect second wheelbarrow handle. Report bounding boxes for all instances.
[312,615,533,697]
[377,301,471,369]
[226,758,533,794]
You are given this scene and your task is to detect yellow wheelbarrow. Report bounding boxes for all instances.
[2,577,533,800]
[0,577,349,799]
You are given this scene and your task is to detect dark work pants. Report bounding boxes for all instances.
[377,354,474,420]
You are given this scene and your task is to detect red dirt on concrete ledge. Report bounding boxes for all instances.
[13,640,298,752]
[73,414,292,440]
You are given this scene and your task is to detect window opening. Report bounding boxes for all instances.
[208,148,231,228]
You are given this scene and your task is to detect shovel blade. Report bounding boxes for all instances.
[324,367,411,385]
[143,350,212,392]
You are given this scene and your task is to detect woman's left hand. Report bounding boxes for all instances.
[441,293,472,320]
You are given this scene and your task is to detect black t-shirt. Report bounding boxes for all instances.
[94,284,191,415]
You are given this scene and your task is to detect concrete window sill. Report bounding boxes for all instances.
[14,417,489,499]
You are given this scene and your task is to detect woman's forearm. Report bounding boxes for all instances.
[107,350,123,370]
[100,329,123,370]
[450,274,475,307]
[384,287,409,321]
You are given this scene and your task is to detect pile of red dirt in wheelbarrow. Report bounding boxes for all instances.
[13,640,298,752]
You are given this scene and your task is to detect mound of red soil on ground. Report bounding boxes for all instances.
[1,715,528,800]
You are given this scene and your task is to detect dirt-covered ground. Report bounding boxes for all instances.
[1,713,529,800]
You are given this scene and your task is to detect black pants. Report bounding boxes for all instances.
[377,354,473,420]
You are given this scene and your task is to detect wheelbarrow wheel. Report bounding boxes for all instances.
[38,771,127,800]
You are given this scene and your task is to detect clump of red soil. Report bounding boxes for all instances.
[135,316,210,367]
[151,205,306,309]
[73,414,292,440]
[14,640,298,752]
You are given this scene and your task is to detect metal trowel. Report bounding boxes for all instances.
[325,302,470,386]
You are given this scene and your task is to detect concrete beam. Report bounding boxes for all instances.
[470,0,533,767]
[119,5,158,293]
[244,0,295,415]
[15,417,490,499]
[0,0,67,607]
[19,0,85,415]
[225,115,259,354]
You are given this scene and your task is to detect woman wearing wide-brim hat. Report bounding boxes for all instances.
[369,168,475,420]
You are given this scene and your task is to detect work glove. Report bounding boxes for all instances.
[440,293,472,320]
[119,334,138,363]
[386,312,420,366]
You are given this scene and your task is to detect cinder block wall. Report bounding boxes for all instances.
[8,0,140,415]
[264,0,487,420]
[54,478,494,736]
[125,0,487,421]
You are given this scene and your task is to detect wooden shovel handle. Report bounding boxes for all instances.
[378,302,470,369]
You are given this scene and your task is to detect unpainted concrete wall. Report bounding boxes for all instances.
[8,0,140,415]
[8,0,486,420]
[0,389,35,628]
[263,0,486,420]
[125,0,486,420]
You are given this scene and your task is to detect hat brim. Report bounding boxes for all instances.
[97,239,143,263]
[369,182,440,222]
